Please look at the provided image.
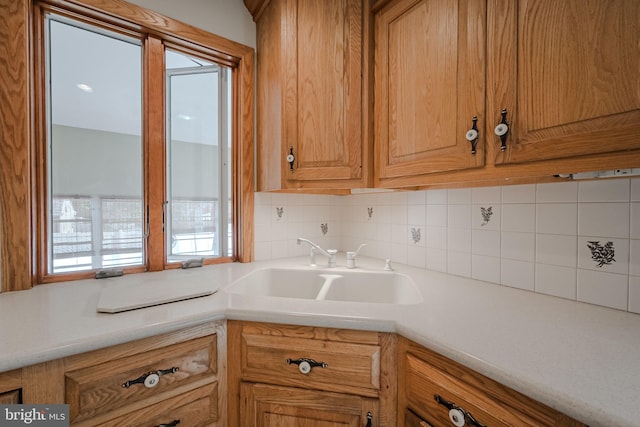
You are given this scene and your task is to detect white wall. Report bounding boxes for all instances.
[126,0,256,48]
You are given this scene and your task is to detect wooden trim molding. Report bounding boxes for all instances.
[0,0,32,292]
[1,0,254,290]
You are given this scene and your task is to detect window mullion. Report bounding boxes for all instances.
[144,35,166,271]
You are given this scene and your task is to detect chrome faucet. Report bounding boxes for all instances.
[297,238,337,267]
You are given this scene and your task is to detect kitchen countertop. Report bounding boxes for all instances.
[1,256,639,426]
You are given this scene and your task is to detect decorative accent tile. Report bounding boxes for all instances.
[320,223,328,235]
[275,206,284,221]
[367,207,374,220]
[586,240,615,267]
[578,237,628,275]
[410,227,422,244]
[473,205,500,230]
[480,206,493,226]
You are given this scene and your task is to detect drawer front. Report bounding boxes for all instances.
[96,383,217,427]
[66,335,216,423]
[405,409,433,427]
[406,354,548,427]
[240,331,381,396]
[0,389,21,404]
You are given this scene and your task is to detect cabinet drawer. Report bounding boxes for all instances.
[96,383,217,427]
[405,353,578,427]
[239,325,381,396]
[0,389,20,404]
[66,335,216,423]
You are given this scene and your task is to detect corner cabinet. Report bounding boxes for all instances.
[228,320,397,427]
[374,0,640,188]
[374,0,486,185]
[254,0,370,191]
[397,337,585,427]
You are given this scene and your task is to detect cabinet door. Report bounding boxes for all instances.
[489,0,640,165]
[257,0,365,190]
[285,0,364,183]
[374,0,485,185]
[241,382,378,427]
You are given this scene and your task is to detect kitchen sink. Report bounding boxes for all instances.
[226,267,423,305]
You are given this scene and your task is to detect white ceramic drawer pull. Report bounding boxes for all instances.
[121,367,179,389]
[434,394,486,427]
[285,357,327,375]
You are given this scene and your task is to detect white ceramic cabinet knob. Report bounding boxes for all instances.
[494,123,508,137]
[144,372,160,388]
[465,129,479,142]
[298,360,312,374]
[448,408,465,427]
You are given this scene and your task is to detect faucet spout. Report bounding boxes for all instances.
[297,238,337,267]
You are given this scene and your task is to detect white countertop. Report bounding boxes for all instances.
[1,256,639,426]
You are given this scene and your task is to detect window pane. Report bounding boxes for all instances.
[166,50,232,261]
[47,17,143,273]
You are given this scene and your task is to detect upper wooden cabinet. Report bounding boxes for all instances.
[255,0,369,191]
[489,0,640,166]
[373,0,640,188]
[374,0,486,185]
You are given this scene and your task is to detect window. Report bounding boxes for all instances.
[32,1,254,283]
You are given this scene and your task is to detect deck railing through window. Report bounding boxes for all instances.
[51,196,221,273]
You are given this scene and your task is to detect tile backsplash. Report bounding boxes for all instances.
[254,178,640,314]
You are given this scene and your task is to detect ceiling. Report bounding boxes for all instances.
[49,17,223,145]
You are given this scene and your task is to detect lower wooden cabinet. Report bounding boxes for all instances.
[228,320,397,427]
[20,322,225,427]
[398,337,584,427]
[241,382,378,427]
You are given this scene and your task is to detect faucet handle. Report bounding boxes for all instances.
[327,249,337,268]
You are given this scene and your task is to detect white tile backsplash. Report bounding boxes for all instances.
[535,264,577,299]
[578,203,629,238]
[577,269,629,311]
[578,179,630,202]
[255,177,640,313]
[536,203,577,235]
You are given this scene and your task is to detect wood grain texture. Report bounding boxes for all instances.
[490,0,640,165]
[243,0,271,22]
[374,0,485,185]
[0,0,32,292]
[256,0,368,191]
[241,382,379,427]
[397,337,585,426]
[65,335,217,423]
[95,384,216,427]
[228,320,396,426]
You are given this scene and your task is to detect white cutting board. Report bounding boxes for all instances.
[96,274,215,313]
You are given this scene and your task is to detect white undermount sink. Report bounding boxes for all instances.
[226,267,423,305]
